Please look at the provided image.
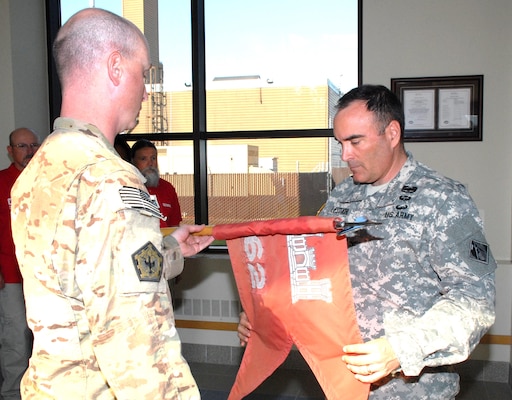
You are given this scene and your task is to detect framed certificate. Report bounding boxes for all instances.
[391,75,483,142]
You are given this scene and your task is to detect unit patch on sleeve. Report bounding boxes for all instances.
[469,239,489,264]
[132,241,163,282]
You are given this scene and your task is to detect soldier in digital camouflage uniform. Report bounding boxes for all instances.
[319,84,496,399]
[10,8,213,400]
[236,85,496,400]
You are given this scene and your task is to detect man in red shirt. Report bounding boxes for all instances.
[0,127,39,400]
[131,139,182,227]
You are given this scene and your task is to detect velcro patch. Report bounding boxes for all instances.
[119,186,165,220]
[469,239,489,264]
[132,241,163,282]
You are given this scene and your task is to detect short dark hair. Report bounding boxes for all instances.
[131,139,156,161]
[336,85,405,140]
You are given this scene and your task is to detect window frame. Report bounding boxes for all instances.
[45,0,362,225]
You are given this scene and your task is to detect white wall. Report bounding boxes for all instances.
[0,0,16,155]
[363,0,512,261]
[0,0,50,169]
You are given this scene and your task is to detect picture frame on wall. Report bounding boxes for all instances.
[390,75,483,142]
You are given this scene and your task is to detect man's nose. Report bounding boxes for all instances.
[341,145,350,162]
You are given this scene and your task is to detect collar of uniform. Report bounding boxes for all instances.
[394,151,417,181]
[368,151,417,202]
[347,151,417,204]
[53,117,109,146]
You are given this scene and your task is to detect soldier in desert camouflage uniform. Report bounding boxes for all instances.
[238,85,496,399]
[10,8,213,399]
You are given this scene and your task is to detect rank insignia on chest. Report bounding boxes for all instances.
[132,241,163,282]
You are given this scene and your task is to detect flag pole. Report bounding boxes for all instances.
[161,226,214,237]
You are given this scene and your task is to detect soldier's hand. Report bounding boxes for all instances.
[342,337,401,383]
[238,311,252,347]
[171,224,214,257]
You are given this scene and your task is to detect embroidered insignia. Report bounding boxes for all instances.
[469,239,489,264]
[119,186,165,220]
[401,185,417,193]
[132,241,163,282]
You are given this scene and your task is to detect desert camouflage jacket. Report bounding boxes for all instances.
[11,118,199,399]
[320,152,496,399]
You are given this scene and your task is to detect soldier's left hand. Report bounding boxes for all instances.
[342,337,401,383]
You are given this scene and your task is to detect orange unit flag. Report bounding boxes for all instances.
[209,217,369,400]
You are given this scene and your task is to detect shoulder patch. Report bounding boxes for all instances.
[132,241,163,282]
[119,186,165,220]
[469,239,489,264]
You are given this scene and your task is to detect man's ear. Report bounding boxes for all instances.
[107,51,123,86]
[387,120,402,146]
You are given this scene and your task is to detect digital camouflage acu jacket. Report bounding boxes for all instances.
[320,152,496,399]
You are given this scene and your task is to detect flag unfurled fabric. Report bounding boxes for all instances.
[209,216,369,400]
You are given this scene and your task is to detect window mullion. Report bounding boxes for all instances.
[191,0,208,224]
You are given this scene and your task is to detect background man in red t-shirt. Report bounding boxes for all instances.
[0,127,39,400]
[131,139,182,227]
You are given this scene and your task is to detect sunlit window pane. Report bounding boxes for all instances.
[204,138,349,224]
[205,0,358,132]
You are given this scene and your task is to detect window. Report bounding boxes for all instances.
[50,0,360,229]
